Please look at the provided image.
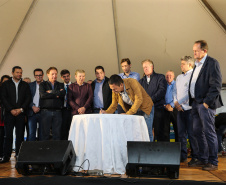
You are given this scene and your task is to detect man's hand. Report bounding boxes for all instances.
[174,101,180,109]
[12,109,22,116]
[174,101,183,111]
[46,90,52,93]
[203,102,209,109]
[165,104,173,112]
[78,107,86,114]
[99,110,106,114]
[176,105,184,112]
[32,106,40,113]
[10,109,17,116]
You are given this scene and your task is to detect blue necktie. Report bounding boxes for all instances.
[66,85,69,108]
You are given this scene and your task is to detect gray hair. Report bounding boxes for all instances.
[141,59,154,68]
[181,56,194,68]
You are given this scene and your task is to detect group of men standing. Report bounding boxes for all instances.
[101,40,223,171]
[0,40,223,172]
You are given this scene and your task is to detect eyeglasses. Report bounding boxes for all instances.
[35,75,43,77]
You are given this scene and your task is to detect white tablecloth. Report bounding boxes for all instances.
[68,114,150,174]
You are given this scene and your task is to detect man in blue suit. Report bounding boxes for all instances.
[27,68,44,141]
[139,59,167,142]
[188,40,223,171]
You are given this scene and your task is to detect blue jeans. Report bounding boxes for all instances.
[40,110,62,141]
[177,110,199,160]
[28,112,41,141]
[143,106,154,142]
[191,101,218,165]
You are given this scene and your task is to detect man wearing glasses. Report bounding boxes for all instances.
[27,68,44,141]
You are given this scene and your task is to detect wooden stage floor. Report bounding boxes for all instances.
[0,153,226,183]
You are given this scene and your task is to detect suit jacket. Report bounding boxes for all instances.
[188,55,223,109]
[39,80,65,110]
[139,71,167,108]
[91,77,112,110]
[106,78,153,115]
[1,78,31,112]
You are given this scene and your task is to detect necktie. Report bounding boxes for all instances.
[66,85,69,108]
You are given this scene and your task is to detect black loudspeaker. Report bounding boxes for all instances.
[16,140,76,175]
[126,141,181,179]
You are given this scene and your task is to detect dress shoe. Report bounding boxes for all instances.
[0,156,10,163]
[188,158,206,167]
[202,163,218,171]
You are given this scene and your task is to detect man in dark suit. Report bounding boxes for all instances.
[60,69,72,140]
[188,40,223,171]
[91,66,112,113]
[27,68,44,141]
[139,59,167,142]
[0,66,31,163]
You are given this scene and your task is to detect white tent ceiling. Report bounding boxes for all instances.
[0,0,226,82]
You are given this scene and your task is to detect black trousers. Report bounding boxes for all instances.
[153,107,169,142]
[165,108,178,142]
[4,112,25,157]
[0,126,4,157]
[61,108,72,140]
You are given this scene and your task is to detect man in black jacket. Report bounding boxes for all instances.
[39,67,65,141]
[60,69,72,140]
[91,66,112,113]
[139,59,167,141]
[0,66,31,163]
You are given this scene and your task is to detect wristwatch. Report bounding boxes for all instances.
[20,108,24,113]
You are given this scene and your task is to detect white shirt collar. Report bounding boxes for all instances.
[184,69,193,76]
[12,78,21,84]
[64,82,71,86]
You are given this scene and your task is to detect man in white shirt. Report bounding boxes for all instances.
[173,56,198,163]
[27,68,44,141]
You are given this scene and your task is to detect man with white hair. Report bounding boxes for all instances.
[139,59,167,142]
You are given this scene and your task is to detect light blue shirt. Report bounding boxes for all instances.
[93,78,105,109]
[173,69,193,110]
[118,71,140,81]
[165,80,175,108]
[190,54,207,98]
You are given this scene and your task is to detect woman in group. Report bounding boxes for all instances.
[0,75,10,159]
[68,69,93,115]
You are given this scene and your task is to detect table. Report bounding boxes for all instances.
[68,114,150,174]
